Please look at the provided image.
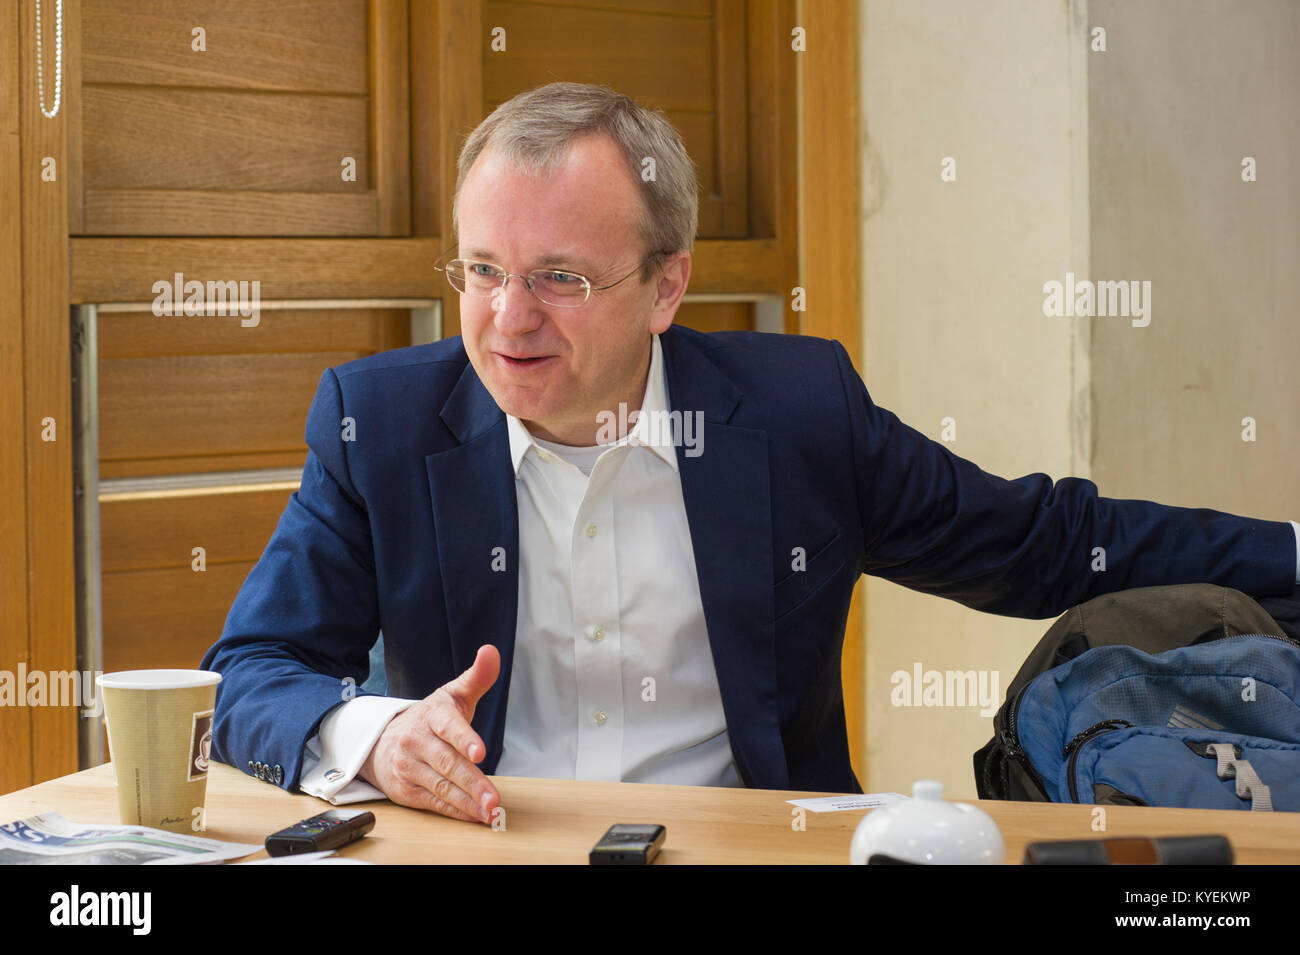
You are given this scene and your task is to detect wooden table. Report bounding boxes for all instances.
[1,761,1298,864]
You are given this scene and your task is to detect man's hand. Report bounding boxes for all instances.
[359,644,502,823]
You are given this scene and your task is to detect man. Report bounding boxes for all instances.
[202,82,1300,825]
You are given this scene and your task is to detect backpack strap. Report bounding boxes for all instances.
[1207,743,1273,811]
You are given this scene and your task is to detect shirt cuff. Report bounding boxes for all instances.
[1291,521,1300,585]
[298,695,418,805]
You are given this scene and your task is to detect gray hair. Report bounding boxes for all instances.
[452,82,699,283]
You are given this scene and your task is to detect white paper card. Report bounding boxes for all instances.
[786,792,906,813]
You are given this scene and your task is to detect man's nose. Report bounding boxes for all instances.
[491,274,542,330]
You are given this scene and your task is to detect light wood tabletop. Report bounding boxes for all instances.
[1,761,1298,864]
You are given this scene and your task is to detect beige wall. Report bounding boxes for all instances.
[1089,0,1300,517]
[859,0,1091,798]
[858,0,1298,801]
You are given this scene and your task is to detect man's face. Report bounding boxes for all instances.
[456,133,691,446]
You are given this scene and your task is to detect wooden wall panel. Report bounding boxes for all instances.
[64,0,84,233]
[81,0,368,92]
[70,237,444,303]
[578,0,711,13]
[101,492,294,575]
[99,352,359,462]
[85,191,380,237]
[100,488,296,676]
[674,301,753,333]
[18,0,79,787]
[748,0,798,330]
[97,308,410,358]
[665,111,720,206]
[371,0,412,235]
[102,561,264,673]
[83,89,370,191]
[409,0,442,236]
[75,0,408,237]
[712,0,749,235]
[100,451,309,481]
[437,0,484,340]
[96,307,409,474]
[482,2,716,109]
[0,0,33,795]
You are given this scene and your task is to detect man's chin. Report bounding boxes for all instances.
[489,389,559,424]
[472,362,571,426]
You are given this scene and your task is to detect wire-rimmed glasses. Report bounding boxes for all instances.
[434,250,659,308]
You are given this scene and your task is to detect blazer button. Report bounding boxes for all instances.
[247,760,254,773]
[273,765,283,785]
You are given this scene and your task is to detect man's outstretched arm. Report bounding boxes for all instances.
[830,339,1297,619]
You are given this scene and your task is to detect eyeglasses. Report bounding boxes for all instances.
[434,251,658,308]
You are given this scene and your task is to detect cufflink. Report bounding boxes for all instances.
[324,768,344,782]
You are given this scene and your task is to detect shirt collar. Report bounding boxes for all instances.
[506,333,679,475]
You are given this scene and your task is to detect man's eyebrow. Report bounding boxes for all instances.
[462,248,600,274]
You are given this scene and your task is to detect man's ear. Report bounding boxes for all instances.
[650,251,691,334]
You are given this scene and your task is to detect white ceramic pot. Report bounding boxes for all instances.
[849,780,1005,865]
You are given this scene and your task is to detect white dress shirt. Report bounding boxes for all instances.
[299,333,740,804]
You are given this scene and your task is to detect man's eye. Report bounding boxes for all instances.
[544,270,581,284]
[469,263,498,277]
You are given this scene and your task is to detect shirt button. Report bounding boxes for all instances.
[537,449,551,462]
[593,711,607,726]
[590,625,606,642]
[585,523,597,538]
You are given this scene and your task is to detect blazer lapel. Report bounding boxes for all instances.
[426,361,518,774]
[661,328,790,790]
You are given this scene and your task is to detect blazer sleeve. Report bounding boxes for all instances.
[830,339,1297,618]
[200,367,383,789]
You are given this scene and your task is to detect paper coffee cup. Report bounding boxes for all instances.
[96,670,222,834]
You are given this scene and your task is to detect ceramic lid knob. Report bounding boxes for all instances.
[912,780,944,800]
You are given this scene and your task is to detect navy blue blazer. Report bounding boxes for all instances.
[201,324,1297,794]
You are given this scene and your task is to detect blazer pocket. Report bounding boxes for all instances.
[774,531,845,621]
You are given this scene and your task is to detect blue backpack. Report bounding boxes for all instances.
[975,584,1300,811]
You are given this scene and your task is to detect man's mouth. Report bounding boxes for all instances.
[496,352,554,369]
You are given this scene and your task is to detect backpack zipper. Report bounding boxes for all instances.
[1001,684,1050,797]
[1216,630,1300,649]
[1065,720,1134,802]
[1063,719,1135,758]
